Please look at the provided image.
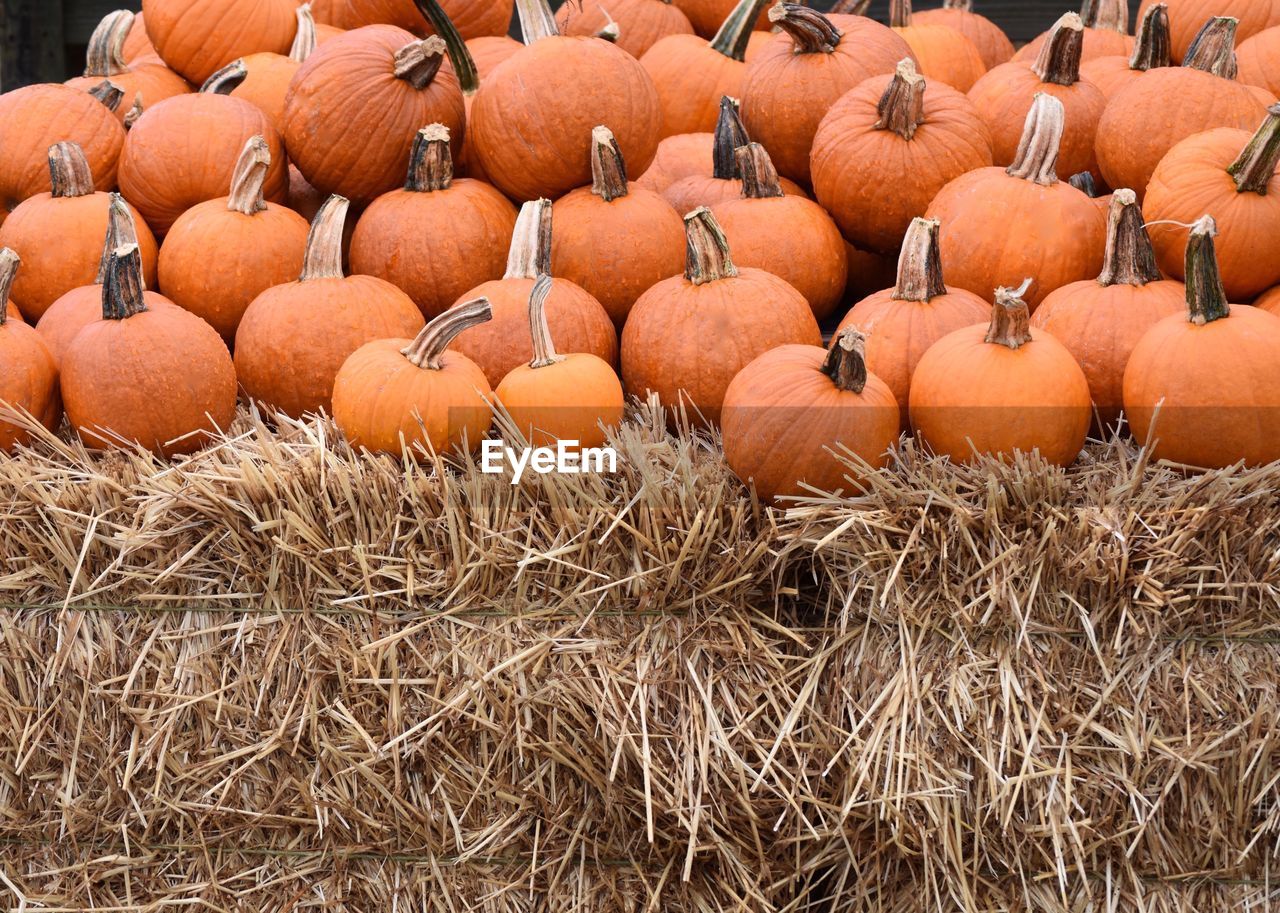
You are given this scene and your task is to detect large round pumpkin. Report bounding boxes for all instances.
[556,0,694,58]
[914,0,1014,70]
[142,0,297,85]
[0,250,61,452]
[1237,24,1280,97]
[234,195,426,418]
[810,58,993,255]
[350,124,518,322]
[1123,215,1280,467]
[925,93,1106,310]
[888,0,986,92]
[64,10,192,123]
[1137,0,1280,63]
[1080,3,1172,100]
[620,207,821,425]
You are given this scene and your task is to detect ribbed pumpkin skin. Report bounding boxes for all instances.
[496,356,625,450]
[661,173,807,216]
[119,95,288,235]
[37,288,177,368]
[228,53,300,132]
[0,320,61,453]
[740,16,914,185]
[0,195,158,323]
[636,133,713,195]
[557,0,694,58]
[0,86,124,227]
[640,35,752,138]
[894,24,987,92]
[449,278,618,387]
[312,0,513,39]
[349,181,519,321]
[1013,27,1134,63]
[1238,25,1280,96]
[1078,55,1142,100]
[925,168,1107,310]
[142,0,297,84]
[470,37,661,201]
[283,26,466,207]
[1095,70,1267,200]
[65,62,192,125]
[913,7,1014,70]
[810,74,994,255]
[124,12,158,62]
[671,0,769,39]
[467,35,523,75]
[1138,0,1280,62]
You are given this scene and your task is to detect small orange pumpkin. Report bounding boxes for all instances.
[888,0,986,91]
[1014,0,1135,63]
[556,0,695,58]
[1237,23,1280,98]
[0,250,61,452]
[1080,3,1172,100]
[142,0,297,85]
[65,11,191,123]
[914,0,1014,70]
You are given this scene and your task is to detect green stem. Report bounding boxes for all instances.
[709,0,771,61]
[402,297,493,369]
[1184,215,1230,324]
[413,0,479,95]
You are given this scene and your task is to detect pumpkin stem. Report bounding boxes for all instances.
[514,0,560,44]
[769,3,842,54]
[101,244,148,321]
[710,0,772,61]
[892,217,947,302]
[402,296,494,370]
[734,143,785,199]
[125,95,144,129]
[406,125,454,192]
[87,79,125,112]
[227,136,271,216]
[526,274,564,369]
[1183,215,1230,324]
[821,328,870,394]
[828,0,872,14]
[290,3,318,62]
[97,194,143,286]
[1226,104,1280,195]
[875,58,926,140]
[595,19,621,42]
[1079,0,1126,33]
[0,249,19,327]
[300,196,350,281]
[889,0,912,28]
[48,142,96,199]
[1068,171,1099,196]
[412,0,480,95]
[984,279,1034,349]
[684,207,738,284]
[394,37,448,89]
[712,96,749,180]
[942,0,972,9]
[1097,190,1161,286]
[1006,93,1063,186]
[201,60,248,94]
[1183,16,1238,78]
[1032,12,1084,86]
[83,10,132,78]
[505,199,553,280]
[588,126,630,202]
[1129,3,1171,70]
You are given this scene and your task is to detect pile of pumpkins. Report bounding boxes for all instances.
[2,0,1280,503]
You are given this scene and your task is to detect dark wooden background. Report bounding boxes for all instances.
[1,0,1147,91]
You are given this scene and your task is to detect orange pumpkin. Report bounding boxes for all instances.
[0,85,125,229]
[740,5,914,184]
[1014,0,1135,63]
[710,143,847,320]
[636,132,713,195]
[1095,17,1269,199]
[556,0,695,58]
[1124,215,1280,467]
[495,275,626,448]
[926,93,1106,310]
[1080,3,1172,100]
[837,217,991,429]
[124,12,159,63]
[1145,106,1280,301]
[670,0,770,38]
[350,124,518,321]
[333,297,496,458]
[1238,24,1280,97]
[1256,286,1280,313]
[312,0,513,39]
[1030,190,1185,430]
[449,199,618,386]
[914,0,1014,70]
[64,11,191,123]
[234,195,426,418]
[810,58,993,255]
[0,143,158,323]
[467,35,524,75]
[550,126,685,329]
[967,13,1107,182]
[1138,0,1280,63]
[142,0,297,85]
[0,250,61,452]
[909,279,1092,466]
[620,207,821,425]
[888,0,986,92]
[62,243,237,457]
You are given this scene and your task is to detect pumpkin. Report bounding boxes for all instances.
[837,217,991,428]
[124,12,159,63]
[1080,3,1172,100]
[637,132,713,195]
[721,329,897,502]
[283,26,466,207]
[740,5,914,185]
[967,13,1107,182]
[888,0,986,92]
[909,279,1092,466]
[64,11,191,124]
[710,143,848,320]
[312,0,514,39]
[1030,190,1185,430]
[467,35,524,75]
[810,58,993,255]
[234,195,426,418]
[1256,286,1280,313]
[1123,215,1280,467]
[0,250,61,452]
[0,85,125,229]
[0,143,158,323]
[926,93,1106,309]
[62,243,237,457]
[549,126,685,329]
[556,0,695,58]
[332,297,495,457]
[639,0,769,138]
[449,198,618,386]
[494,275,626,448]
[1138,0,1280,63]
[350,125,518,322]
[1238,24,1280,98]
[1013,0,1135,63]
[914,0,1014,71]
[620,207,820,425]
[671,0,770,38]
[1145,106,1280,301]
[142,0,297,85]
[119,90,288,235]
[1095,17,1269,200]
